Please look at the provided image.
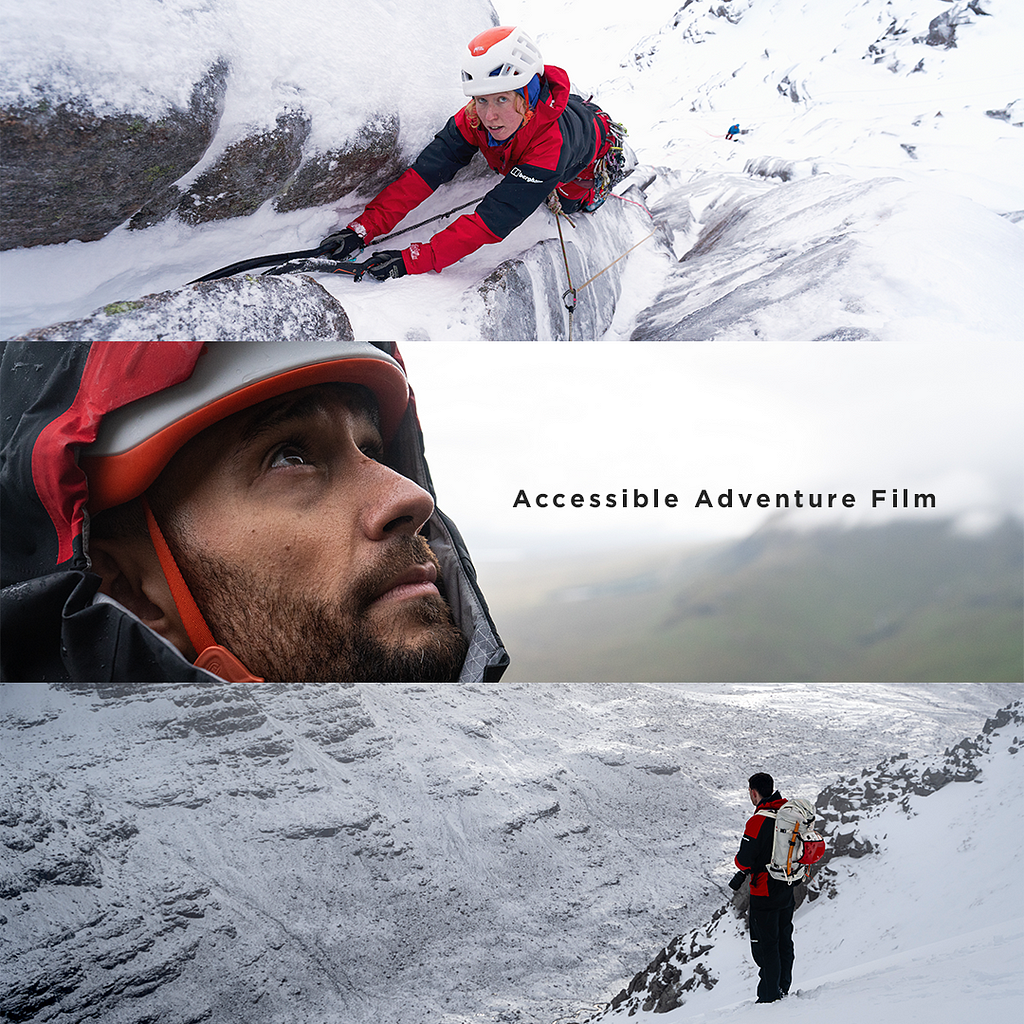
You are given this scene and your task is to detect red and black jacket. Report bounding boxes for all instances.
[735,793,798,909]
[352,66,607,274]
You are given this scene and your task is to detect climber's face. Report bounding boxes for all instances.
[476,91,524,140]
[145,384,469,681]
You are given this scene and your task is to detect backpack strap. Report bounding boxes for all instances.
[785,824,800,877]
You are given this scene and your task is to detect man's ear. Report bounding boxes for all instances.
[89,535,196,660]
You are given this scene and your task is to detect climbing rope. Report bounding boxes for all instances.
[575,229,656,292]
[554,210,579,340]
[554,207,656,341]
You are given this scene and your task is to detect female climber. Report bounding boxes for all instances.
[320,26,632,281]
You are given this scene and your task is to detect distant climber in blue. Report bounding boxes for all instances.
[726,123,741,141]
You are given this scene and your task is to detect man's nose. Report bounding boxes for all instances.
[360,461,435,540]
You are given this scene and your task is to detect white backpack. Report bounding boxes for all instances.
[756,797,825,883]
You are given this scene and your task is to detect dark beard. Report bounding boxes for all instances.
[178,535,469,682]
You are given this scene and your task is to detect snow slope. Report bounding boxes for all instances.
[1,683,1017,1024]
[590,699,1024,1023]
[1,0,1021,339]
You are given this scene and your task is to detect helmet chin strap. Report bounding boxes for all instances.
[140,497,262,683]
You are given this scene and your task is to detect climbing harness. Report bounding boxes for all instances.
[187,194,488,283]
[548,113,635,216]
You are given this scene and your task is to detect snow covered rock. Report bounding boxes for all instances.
[8,275,354,342]
[471,182,660,340]
[0,63,227,250]
[133,110,308,229]
[0,683,1015,1024]
[0,0,498,249]
[919,1,987,49]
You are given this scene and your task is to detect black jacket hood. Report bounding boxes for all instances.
[1,327,507,684]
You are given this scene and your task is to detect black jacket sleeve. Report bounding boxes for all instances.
[410,118,478,190]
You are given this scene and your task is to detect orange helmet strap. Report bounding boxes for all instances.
[140,497,262,682]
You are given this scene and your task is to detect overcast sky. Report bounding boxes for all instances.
[400,341,1023,559]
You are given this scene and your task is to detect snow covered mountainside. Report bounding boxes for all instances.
[0,683,1018,1024]
[1,0,1021,339]
[587,699,1023,1023]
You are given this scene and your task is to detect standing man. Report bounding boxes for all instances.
[734,772,795,1004]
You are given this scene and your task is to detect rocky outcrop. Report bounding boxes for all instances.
[605,907,727,1016]
[182,111,311,223]
[917,1,990,49]
[2,1,500,250]
[273,113,405,215]
[8,274,354,342]
[2,81,415,250]
[130,112,407,230]
[0,62,227,250]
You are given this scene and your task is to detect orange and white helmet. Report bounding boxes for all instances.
[81,341,409,515]
[461,26,544,97]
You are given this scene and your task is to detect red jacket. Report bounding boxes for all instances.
[735,793,796,908]
[351,66,604,274]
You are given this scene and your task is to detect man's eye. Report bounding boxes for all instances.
[269,445,308,469]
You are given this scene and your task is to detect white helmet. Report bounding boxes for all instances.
[461,26,544,97]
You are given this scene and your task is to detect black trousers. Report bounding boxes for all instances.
[749,903,794,1002]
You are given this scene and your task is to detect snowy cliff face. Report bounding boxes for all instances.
[2,0,1021,339]
[630,169,1024,341]
[607,0,1024,342]
[590,699,1024,1020]
[0,0,498,249]
[472,181,658,340]
[0,683,1016,1024]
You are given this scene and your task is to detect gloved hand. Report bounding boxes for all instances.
[318,228,364,259]
[353,251,408,282]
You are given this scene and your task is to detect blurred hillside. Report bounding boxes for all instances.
[484,519,1024,682]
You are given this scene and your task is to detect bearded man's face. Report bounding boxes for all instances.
[150,384,467,682]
